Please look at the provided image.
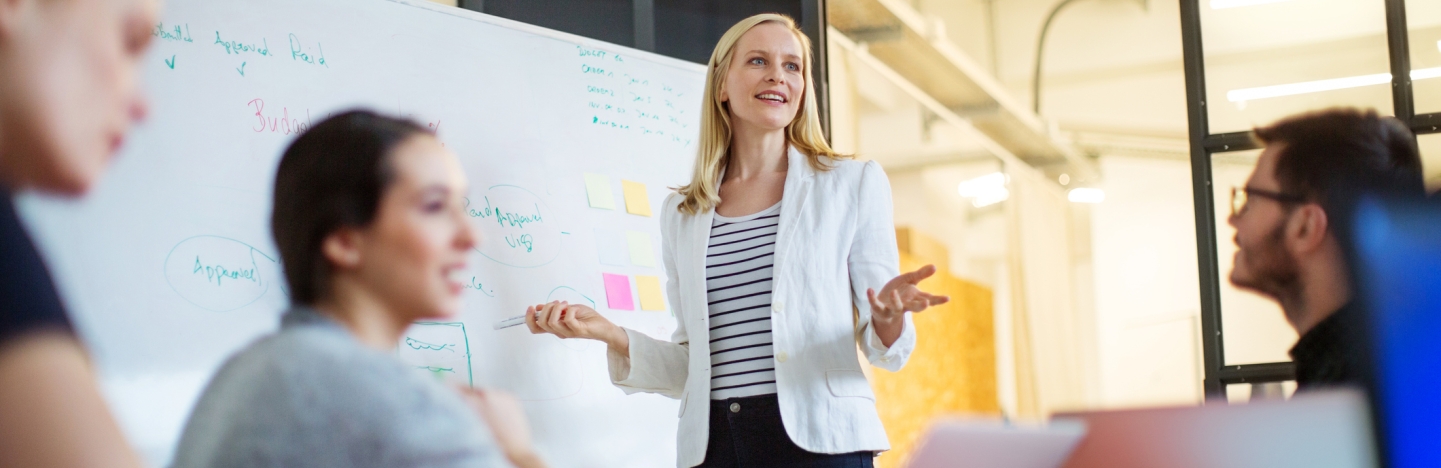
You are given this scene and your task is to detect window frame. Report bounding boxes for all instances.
[1180,0,1439,398]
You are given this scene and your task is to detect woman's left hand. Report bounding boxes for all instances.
[864,262,945,324]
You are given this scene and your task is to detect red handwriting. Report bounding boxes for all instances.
[248,100,443,145]
[397,112,443,146]
[397,113,442,137]
[249,98,313,135]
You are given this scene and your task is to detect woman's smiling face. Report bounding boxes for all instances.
[719,22,805,133]
[348,134,477,321]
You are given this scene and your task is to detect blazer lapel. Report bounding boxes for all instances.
[774,146,816,275]
[682,201,713,331]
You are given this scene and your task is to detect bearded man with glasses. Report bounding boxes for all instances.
[1227,108,1424,391]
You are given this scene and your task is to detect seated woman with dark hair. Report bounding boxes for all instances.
[172,110,543,468]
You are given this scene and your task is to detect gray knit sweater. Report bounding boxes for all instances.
[171,307,511,468]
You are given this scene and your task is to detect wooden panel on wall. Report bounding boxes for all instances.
[871,229,1000,468]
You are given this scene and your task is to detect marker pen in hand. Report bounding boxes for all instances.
[493,304,567,330]
[493,315,527,330]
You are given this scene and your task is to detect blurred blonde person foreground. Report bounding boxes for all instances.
[525,13,947,468]
[172,111,543,468]
[0,0,156,466]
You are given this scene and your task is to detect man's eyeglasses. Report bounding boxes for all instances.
[1230,186,1307,217]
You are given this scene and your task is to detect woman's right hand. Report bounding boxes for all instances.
[525,301,628,353]
[456,387,546,468]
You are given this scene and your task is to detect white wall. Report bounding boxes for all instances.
[1090,154,1204,407]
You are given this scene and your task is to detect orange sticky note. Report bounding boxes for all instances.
[622,180,652,217]
[635,275,665,311]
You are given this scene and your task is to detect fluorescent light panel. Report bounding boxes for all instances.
[1227,67,1441,103]
[956,172,1006,198]
[1414,67,1441,81]
[956,172,1009,208]
[973,189,1010,208]
[1210,0,1293,9]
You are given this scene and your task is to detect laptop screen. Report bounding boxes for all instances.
[1352,197,1441,468]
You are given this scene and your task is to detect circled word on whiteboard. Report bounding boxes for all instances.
[164,235,279,312]
[468,185,562,268]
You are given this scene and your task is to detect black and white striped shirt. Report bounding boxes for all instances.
[706,201,782,400]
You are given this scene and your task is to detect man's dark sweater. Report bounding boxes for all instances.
[1289,303,1363,390]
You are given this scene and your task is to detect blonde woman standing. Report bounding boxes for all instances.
[527,13,946,468]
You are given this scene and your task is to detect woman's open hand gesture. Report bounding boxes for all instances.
[866,265,949,346]
[867,264,950,318]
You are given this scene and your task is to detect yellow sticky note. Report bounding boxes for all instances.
[635,275,665,311]
[584,174,615,210]
[626,231,655,267]
[622,180,652,217]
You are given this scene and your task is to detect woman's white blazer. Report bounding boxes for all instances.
[606,147,916,468]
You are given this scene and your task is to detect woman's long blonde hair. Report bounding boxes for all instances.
[674,13,850,215]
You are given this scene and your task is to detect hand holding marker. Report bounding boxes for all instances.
[497,301,625,342]
[492,302,578,330]
[493,302,578,330]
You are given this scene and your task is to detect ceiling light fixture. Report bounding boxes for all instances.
[972,189,1011,208]
[957,172,1009,208]
[1068,188,1106,204]
[1227,67,1441,103]
[1210,0,1293,9]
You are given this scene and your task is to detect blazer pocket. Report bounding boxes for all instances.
[824,370,876,401]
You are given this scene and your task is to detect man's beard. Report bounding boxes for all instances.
[1233,222,1302,304]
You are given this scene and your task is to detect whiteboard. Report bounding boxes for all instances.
[17,1,702,466]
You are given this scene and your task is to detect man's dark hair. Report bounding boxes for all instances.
[270,110,431,305]
[1253,107,1424,219]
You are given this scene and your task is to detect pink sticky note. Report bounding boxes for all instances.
[602,273,635,310]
